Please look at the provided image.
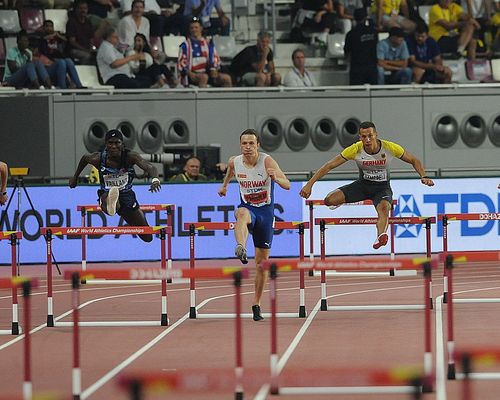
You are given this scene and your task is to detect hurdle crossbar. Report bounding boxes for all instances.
[315,217,435,310]
[267,261,434,395]
[0,231,22,335]
[442,253,500,381]
[40,226,172,328]
[306,200,398,263]
[184,221,309,319]
[77,204,175,281]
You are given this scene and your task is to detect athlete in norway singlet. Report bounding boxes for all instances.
[340,139,405,182]
[233,152,275,207]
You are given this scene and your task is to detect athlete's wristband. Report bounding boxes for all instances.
[151,178,160,184]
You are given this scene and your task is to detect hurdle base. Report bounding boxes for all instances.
[447,363,456,380]
[422,382,433,393]
[47,314,54,327]
[73,395,80,400]
[430,297,433,310]
[195,312,299,319]
[54,321,163,327]
[161,313,169,326]
[235,391,243,400]
[189,307,197,319]
[278,385,418,395]
[308,269,314,277]
[299,306,306,318]
[320,299,328,311]
[443,292,448,304]
[327,304,425,311]
[167,278,172,284]
[11,321,19,335]
[455,372,500,380]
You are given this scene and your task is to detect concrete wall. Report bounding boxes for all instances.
[1,87,499,178]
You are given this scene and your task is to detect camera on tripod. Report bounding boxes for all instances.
[139,154,181,165]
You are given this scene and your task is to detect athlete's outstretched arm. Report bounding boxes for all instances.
[129,152,161,192]
[69,153,100,188]
[0,161,8,206]
[265,157,290,190]
[218,157,235,197]
[400,151,434,187]
[299,155,347,199]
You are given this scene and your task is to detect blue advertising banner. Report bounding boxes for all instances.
[304,177,500,256]
[0,182,304,264]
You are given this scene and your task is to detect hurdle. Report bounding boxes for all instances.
[66,267,248,400]
[306,199,397,262]
[184,221,309,319]
[77,204,175,283]
[0,277,39,400]
[263,258,435,395]
[454,348,500,400]
[439,212,500,303]
[0,231,22,335]
[40,226,172,328]
[441,253,500,380]
[316,216,435,309]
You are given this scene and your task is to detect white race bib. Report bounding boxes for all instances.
[103,172,128,189]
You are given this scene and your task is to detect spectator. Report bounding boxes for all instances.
[283,48,317,87]
[293,0,338,44]
[0,162,8,206]
[87,0,119,20]
[182,0,230,36]
[337,0,365,31]
[465,0,492,53]
[177,18,232,88]
[344,8,378,85]
[406,23,452,83]
[127,33,177,87]
[372,0,416,33]
[230,31,281,87]
[377,26,412,84]
[31,0,72,9]
[97,26,150,88]
[121,0,174,37]
[429,0,479,59]
[118,0,151,52]
[37,20,85,88]
[66,0,98,65]
[170,157,208,182]
[3,30,54,89]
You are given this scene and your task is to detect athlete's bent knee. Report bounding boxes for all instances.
[139,234,153,243]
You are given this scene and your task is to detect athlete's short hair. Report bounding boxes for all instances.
[359,121,377,132]
[239,129,260,143]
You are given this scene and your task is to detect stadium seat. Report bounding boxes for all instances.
[465,59,495,82]
[443,58,468,83]
[162,35,184,60]
[20,8,44,33]
[75,65,114,89]
[491,58,500,81]
[0,10,21,35]
[4,37,17,53]
[43,9,68,33]
[418,5,432,25]
[213,35,237,60]
[326,32,345,58]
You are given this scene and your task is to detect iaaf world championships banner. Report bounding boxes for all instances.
[0,178,499,264]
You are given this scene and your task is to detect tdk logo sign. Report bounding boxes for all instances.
[394,195,422,238]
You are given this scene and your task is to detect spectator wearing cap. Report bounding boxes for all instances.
[376,26,412,84]
[344,8,378,85]
[406,23,452,83]
[283,48,317,87]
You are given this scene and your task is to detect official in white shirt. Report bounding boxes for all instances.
[283,48,318,87]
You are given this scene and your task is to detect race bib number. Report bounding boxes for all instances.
[244,191,268,205]
[363,170,387,181]
[103,172,128,189]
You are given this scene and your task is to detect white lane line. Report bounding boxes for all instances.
[254,283,424,400]
[80,289,255,399]
[435,295,446,400]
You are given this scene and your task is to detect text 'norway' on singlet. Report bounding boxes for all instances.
[234,153,274,207]
[340,139,405,182]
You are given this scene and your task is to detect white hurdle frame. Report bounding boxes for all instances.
[317,216,435,311]
[77,204,175,284]
[184,221,309,319]
[40,226,172,328]
[0,231,22,335]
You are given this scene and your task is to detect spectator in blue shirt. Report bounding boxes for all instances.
[376,26,412,84]
[406,23,452,83]
[183,0,230,36]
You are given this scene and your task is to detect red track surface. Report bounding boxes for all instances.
[1,258,500,400]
